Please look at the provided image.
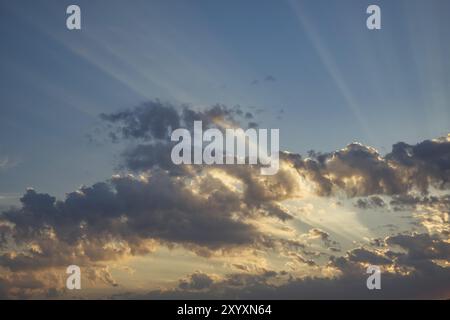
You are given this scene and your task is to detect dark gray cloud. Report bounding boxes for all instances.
[386,136,450,193]
[0,171,264,272]
[355,196,386,209]
[114,233,450,299]
[264,75,276,82]
[347,248,391,265]
[0,272,48,299]
[99,101,257,174]
[100,100,180,141]
[100,101,296,220]
[386,233,450,262]
[390,194,450,211]
[101,101,254,144]
[295,143,406,196]
[0,157,303,277]
[0,265,117,299]
[120,142,184,175]
[178,272,214,291]
[112,267,450,299]
[291,135,450,197]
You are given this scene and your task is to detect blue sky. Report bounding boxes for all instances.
[1,0,450,200]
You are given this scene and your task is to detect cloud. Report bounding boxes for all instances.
[294,143,406,196]
[0,172,263,272]
[0,265,117,299]
[101,101,255,143]
[390,194,450,211]
[291,135,450,197]
[346,248,391,265]
[120,142,183,174]
[386,135,450,193]
[178,272,215,291]
[99,101,257,173]
[386,233,450,262]
[99,100,180,141]
[0,271,49,299]
[0,102,304,296]
[355,196,386,209]
[116,233,450,299]
[1,100,450,299]
[250,75,276,86]
[100,101,450,200]
[100,101,296,221]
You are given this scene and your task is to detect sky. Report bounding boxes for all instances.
[0,0,449,299]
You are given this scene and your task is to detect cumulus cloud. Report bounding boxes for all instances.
[294,143,406,196]
[0,172,263,272]
[292,135,450,197]
[346,248,391,265]
[386,136,450,193]
[386,233,450,262]
[100,100,180,141]
[100,101,450,199]
[101,101,255,144]
[98,101,258,174]
[1,100,450,299]
[0,271,51,299]
[0,102,302,299]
